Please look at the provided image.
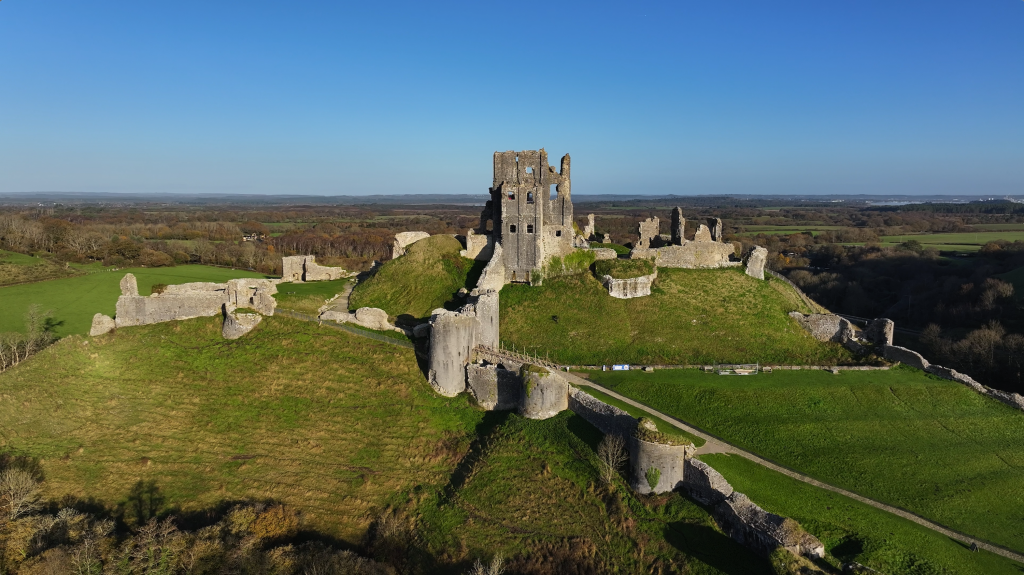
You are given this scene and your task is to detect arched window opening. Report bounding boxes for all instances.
[526,192,534,204]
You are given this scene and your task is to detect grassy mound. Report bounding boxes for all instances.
[0,265,268,336]
[1,315,783,572]
[349,235,482,321]
[501,267,853,366]
[594,258,654,279]
[590,242,631,255]
[588,366,1024,554]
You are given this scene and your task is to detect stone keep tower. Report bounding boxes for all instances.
[487,149,574,283]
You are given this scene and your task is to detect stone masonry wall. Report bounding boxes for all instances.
[601,271,657,299]
[466,363,521,410]
[568,387,638,437]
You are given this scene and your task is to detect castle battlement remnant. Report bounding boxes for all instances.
[480,149,576,284]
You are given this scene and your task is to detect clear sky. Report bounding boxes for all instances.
[1,1,1022,197]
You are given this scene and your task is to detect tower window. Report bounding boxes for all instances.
[527,192,534,204]
[509,225,517,233]
[526,166,534,174]
[550,184,557,200]
[555,230,562,237]
[527,224,534,234]
[507,192,515,200]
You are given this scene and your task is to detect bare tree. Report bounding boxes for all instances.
[597,434,629,484]
[467,553,505,575]
[0,468,41,519]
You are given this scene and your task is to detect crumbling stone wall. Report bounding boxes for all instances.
[713,493,825,559]
[466,363,521,410]
[788,312,856,343]
[601,270,657,299]
[393,231,431,259]
[90,313,116,336]
[637,217,660,249]
[227,278,279,315]
[281,255,348,282]
[671,208,685,244]
[682,458,734,505]
[864,318,894,346]
[883,344,930,370]
[628,434,689,495]
[568,387,638,437]
[519,365,568,420]
[320,307,398,332]
[745,246,767,280]
[693,224,712,243]
[460,229,494,261]
[583,213,596,240]
[707,218,724,241]
[222,310,262,339]
[636,243,736,269]
[589,248,618,261]
[115,274,227,328]
[474,242,507,292]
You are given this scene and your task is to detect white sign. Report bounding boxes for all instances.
[612,364,629,371]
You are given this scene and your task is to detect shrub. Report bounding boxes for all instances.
[150,283,168,295]
[645,467,661,491]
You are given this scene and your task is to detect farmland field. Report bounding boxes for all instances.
[587,366,1024,552]
[501,267,855,366]
[0,265,268,336]
[881,231,1024,250]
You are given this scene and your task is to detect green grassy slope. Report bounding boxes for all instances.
[349,235,483,321]
[274,277,351,314]
[0,265,267,336]
[0,316,779,573]
[501,267,854,366]
[702,454,1023,575]
[588,367,1024,552]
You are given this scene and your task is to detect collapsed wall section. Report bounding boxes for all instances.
[280,255,348,282]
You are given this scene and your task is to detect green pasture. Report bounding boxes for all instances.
[0,249,44,265]
[587,366,1024,552]
[0,315,777,572]
[740,226,844,236]
[274,278,351,314]
[574,383,704,447]
[882,231,1024,248]
[349,235,483,322]
[970,223,1024,231]
[0,265,267,336]
[703,454,1024,575]
[500,267,855,366]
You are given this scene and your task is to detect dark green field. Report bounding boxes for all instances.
[501,268,854,366]
[702,454,1023,575]
[587,367,1024,552]
[0,315,777,573]
[0,265,268,336]
[349,235,483,322]
[274,277,351,314]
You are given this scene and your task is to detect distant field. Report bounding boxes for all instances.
[500,267,854,366]
[740,225,844,236]
[0,249,44,265]
[703,454,1024,575]
[587,367,1024,552]
[971,223,1024,231]
[882,231,1024,249]
[0,265,267,336]
[0,315,775,572]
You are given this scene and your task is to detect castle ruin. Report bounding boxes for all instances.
[479,149,576,284]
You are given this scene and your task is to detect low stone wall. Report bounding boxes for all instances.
[589,248,618,261]
[281,255,348,282]
[682,458,734,505]
[864,318,894,346]
[568,387,638,437]
[115,292,226,328]
[631,242,735,269]
[601,271,657,299]
[714,493,825,559]
[883,344,929,370]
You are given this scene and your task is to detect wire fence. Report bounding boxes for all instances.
[273,308,415,349]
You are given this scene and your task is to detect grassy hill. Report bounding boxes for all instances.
[0,315,777,573]
[500,267,854,366]
[587,366,1024,554]
[349,235,483,322]
[0,264,268,336]
[275,277,352,314]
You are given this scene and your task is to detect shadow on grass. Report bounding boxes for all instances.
[663,521,773,575]
[438,409,510,506]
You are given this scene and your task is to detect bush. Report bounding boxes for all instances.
[594,258,654,279]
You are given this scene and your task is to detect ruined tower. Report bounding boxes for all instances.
[484,149,574,283]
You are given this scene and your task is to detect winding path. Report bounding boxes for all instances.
[560,371,1024,565]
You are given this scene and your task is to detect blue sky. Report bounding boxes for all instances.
[1,1,1022,196]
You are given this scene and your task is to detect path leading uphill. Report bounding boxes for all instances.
[561,371,1024,565]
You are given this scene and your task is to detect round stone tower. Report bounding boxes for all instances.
[518,364,568,419]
